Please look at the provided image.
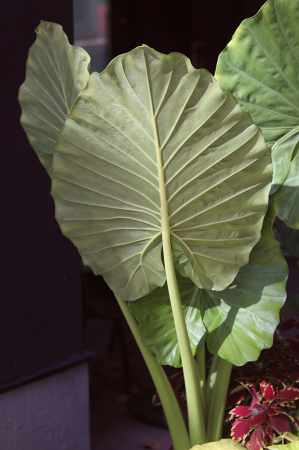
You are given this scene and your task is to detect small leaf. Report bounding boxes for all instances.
[18,21,90,175]
[247,426,265,450]
[231,419,252,442]
[261,381,275,401]
[273,388,299,405]
[230,406,251,419]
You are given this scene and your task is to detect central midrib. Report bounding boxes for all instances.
[142,48,170,240]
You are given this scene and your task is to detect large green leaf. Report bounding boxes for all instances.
[215,0,299,227]
[268,443,299,450]
[129,275,206,367]
[203,218,288,366]
[191,439,246,450]
[52,45,272,300]
[18,21,90,175]
[129,218,288,366]
[272,152,299,228]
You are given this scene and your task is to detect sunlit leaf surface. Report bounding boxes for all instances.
[215,0,299,227]
[203,218,288,365]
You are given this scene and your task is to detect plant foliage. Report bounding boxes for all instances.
[215,0,299,228]
[18,21,90,175]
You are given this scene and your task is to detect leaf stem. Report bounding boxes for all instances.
[115,295,191,450]
[162,232,207,445]
[196,298,206,413]
[206,357,232,442]
[143,48,206,445]
[196,345,206,411]
[206,354,219,416]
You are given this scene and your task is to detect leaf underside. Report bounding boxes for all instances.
[191,439,246,450]
[18,21,90,175]
[215,0,299,228]
[52,45,272,300]
[130,218,288,367]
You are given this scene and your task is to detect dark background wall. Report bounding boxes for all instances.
[110,0,265,73]
[0,0,84,387]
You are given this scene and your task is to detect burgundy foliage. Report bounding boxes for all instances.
[227,316,299,450]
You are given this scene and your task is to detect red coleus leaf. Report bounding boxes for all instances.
[246,426,264,450]
[266,406,279,416]
[270,414,291,434]
[229,406,252,419]
[246,385,261,406]
[231,418,252,441]
[280,318,298,333]
[273,387,299,404]
[230,406,251,418]
[250,409,267,426]
[265,424,274,441]
[260,381,275,400]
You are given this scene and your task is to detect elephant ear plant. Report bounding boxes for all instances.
[19,1,299,446]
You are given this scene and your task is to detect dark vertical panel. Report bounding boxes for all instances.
[0,0,83,383]
[110,0,265,72]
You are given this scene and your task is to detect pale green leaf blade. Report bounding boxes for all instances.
[215,0,299,223]
[272,150,299,228]
[203,218,288,366]
[191,439,246,450]
[18,21,90,175]
[270,131,299,195]
[268,443,299,450]
[129,274,205,367]
[52,45,272,300]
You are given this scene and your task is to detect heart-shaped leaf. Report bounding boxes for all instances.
[129,274,206,367]
[18,21,90,175]
[52,45,272,300]
[129,218,287,366]
[203,218,288,365]
[215,0,299,227]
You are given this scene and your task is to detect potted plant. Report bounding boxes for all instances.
[18,0,299,448]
